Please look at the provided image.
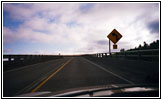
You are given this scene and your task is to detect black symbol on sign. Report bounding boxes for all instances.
[112,33,119,41]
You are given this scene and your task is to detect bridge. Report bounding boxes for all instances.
[3,49,159,97]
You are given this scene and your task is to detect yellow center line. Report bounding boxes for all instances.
[31,58,73,93]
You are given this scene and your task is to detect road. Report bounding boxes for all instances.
[3,57,159,97]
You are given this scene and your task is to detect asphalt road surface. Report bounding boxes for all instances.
[3,57,159,97]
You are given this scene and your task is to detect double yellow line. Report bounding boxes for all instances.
[31,58,73,93]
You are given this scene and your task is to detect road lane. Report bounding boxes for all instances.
[85,56,159,84]
[3,57,71,97]
[83,58,134,84]
[31,58,73,93]
[4,56,158,97]
[36,57,129,93]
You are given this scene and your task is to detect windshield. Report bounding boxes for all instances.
[2,1,160,98]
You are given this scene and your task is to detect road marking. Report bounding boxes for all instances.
[4,58,63,74]
[31,58,73,93]
[15,62,64,96]
[83,58,134,84]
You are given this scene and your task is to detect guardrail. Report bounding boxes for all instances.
[82,49,159,62]
[3,55,63,71]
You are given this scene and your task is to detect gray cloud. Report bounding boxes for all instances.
[79,3,94,13]
[96,40,108,45]
[147,20,159,33]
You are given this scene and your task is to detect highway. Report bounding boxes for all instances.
[3,57,159,97]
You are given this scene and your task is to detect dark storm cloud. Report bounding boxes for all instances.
[147,20,159,34]
[96,40,108,45]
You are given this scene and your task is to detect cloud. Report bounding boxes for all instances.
[3,3,159,54]
[147,20,159,34]
[3,3,35,20]
[3,27,17,43]
[79,3,94,13]
[96,40,108,45]
[3,48,13,53]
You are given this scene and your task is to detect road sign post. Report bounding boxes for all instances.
[107,29,122,54]
[109,39,111,55]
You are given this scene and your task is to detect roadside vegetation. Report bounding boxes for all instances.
[120,40,159,52]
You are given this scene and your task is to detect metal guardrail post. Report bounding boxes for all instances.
[8,56,11,62]
[14,56,19,62]
[105,53,107,57]
[102,53,104,58]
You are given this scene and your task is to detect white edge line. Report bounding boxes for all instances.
[83,58,135,84]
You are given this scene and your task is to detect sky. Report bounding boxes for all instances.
[3,2,159,55]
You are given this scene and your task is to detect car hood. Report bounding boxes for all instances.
[17,84,159,97]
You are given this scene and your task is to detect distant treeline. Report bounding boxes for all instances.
[120,40,159,52]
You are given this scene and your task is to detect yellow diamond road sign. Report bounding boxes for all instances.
[107,29,122,44]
